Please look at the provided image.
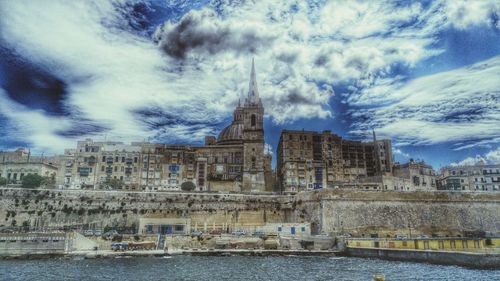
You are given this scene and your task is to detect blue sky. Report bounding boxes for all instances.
[0,0,499,169]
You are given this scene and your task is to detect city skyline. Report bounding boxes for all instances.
[1,0,499,169]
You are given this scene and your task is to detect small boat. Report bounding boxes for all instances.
[373,273,385,281]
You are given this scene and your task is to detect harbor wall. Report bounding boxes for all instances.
[1,188,499,238]
[345,247,500,269]
[294,189,500,237]
[0,232,67,257]
[0,188,291,231]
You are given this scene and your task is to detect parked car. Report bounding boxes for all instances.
[93,229,103,236]
[395,235,408,240]
[252,230,265,237]
[232,230,246,236]
[83,229,94,236]
[191,230,203,237]
[103,230,119,238]
[209,229,222,235]
[0,227,16,233]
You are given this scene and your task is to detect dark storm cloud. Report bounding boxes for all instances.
[154,9,275,59]
[314,54,329,66]
[134,106,222,129]
[55,120,110,137]
[273,88,317,106]
[276,51,298,64]
[0,49,69,116]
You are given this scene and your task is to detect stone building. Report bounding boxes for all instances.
[392,160,437,191]
[57,60,271,192]
[437,162,500,192]
[276,129,393,193]
[0,148,58,185]
[0,162,58,185]
[345,160,437,192]
[56,139,142,190]
[198,59,270,192]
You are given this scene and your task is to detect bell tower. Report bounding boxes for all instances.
[242,58,265,192]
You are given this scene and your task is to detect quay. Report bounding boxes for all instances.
[1,231,499,269]
[341,237,500,269]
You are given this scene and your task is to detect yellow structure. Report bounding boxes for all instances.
[346,237,500,252]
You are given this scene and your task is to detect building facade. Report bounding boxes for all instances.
[392,160,437,191]
[1,148,58,185]
[277,130,393,193]
[438,163,500,192]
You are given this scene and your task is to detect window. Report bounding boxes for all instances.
[251,114,256,126]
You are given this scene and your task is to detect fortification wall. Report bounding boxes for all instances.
[0,189,291,231]
[1,188,499,237]
[294,190,500,237]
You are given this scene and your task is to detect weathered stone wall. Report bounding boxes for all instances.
[0,189,291,231]
[294,189,500,237]
[1,188,499,237]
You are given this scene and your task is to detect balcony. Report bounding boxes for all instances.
[106,157,113,165]
[79,167,90,177]
[88,156,96,166]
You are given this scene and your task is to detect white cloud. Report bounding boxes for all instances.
[393,148,410,159]
[485,147,500,164]
[444,0,500,30]
[350,56,500,146]
[0,0,498,154]
[450,147,500,166]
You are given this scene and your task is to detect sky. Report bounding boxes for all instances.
[0,0,499,169]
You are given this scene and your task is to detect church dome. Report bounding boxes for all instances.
[217,122,244,144]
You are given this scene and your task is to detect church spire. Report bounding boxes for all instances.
[245,58,262,107]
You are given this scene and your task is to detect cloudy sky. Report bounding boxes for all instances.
[0,0,499,168]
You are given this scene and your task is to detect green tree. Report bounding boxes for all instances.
[0,177,7,186]
[181,181,196,192]
[107,178,122,189]
[41,175,56,187]
[21,174,45,188]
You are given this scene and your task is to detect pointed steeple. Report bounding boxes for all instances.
[245,58,262,107]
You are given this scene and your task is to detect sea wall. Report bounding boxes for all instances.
[0,188,291,231]
[345,247,500,269]
[1,188,499,237]
[294,189,500,237]
[0,232,68,257]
